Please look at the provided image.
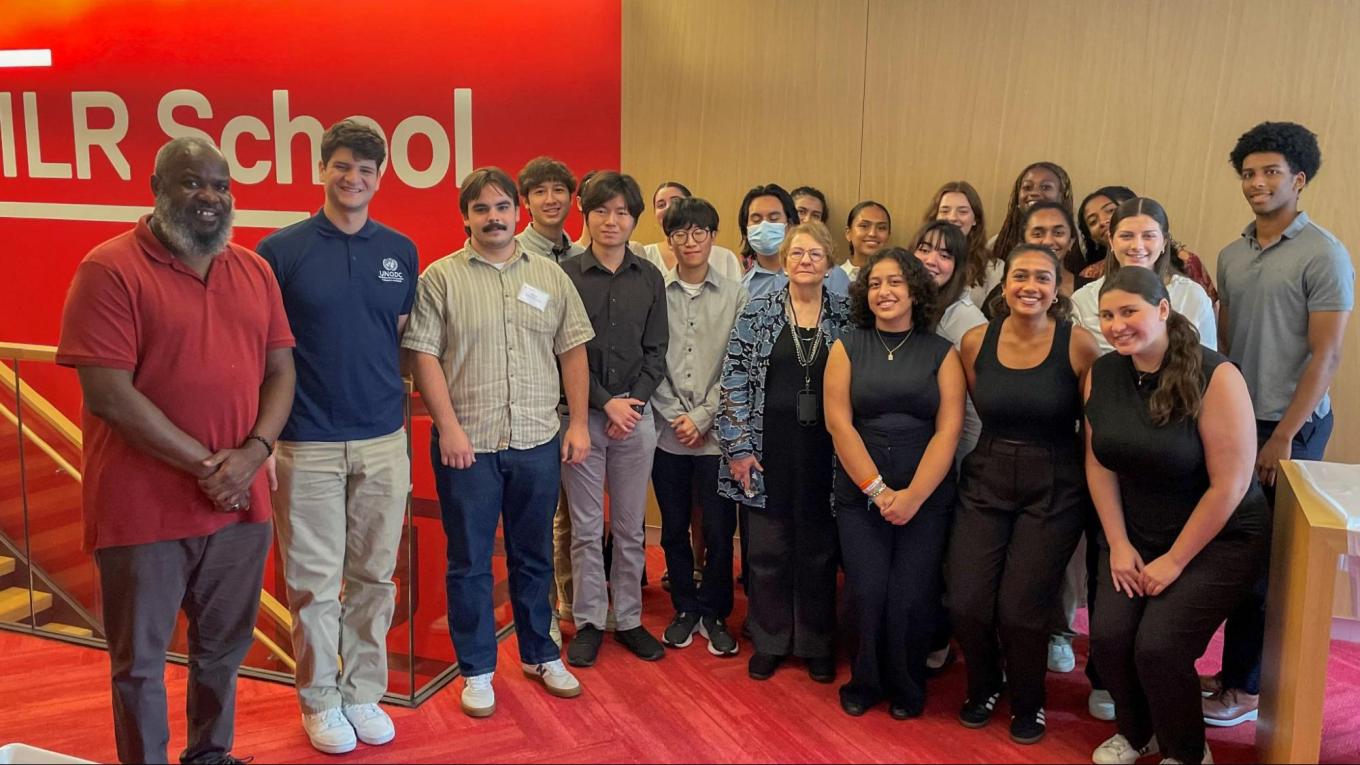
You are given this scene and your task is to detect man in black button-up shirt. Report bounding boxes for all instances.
[559,172,669,667]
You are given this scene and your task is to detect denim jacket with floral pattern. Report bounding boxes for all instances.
[716,286,851,507]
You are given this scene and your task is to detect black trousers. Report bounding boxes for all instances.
[837,502,951,712]
[744,499,838,658]
[94,521,272,764]
[947,434,1087,716]
[1092,534,1266,764]
[1219,413,1330,693]
[651,450,737,618]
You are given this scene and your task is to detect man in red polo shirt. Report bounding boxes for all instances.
[56,136,296,765]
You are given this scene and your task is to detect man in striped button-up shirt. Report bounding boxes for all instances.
[403,167,594,719]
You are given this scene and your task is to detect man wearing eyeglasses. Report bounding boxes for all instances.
[651,197,747,656]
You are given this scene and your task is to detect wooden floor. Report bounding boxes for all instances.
[3,585,1359,763]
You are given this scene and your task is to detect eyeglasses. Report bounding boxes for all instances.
[668,228,713,246]
[787,249,827,263]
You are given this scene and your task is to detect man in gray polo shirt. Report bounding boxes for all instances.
[1205,121,1354,728]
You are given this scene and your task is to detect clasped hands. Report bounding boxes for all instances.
[1108,542,1185,598]
[197,441,273,513]
[872,485,921,526]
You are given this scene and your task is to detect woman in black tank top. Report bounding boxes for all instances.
[1084,268,1267,765]
[947,245,1100,744]
[824,250,965,720]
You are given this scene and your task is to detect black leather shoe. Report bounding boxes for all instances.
[614,625,665,661]
[567,625,604,667]
[840,697,867,717]
[807,655,836,683]
[890,701,921,720]
[748,652,784,680]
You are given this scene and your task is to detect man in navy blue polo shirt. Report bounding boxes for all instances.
[258,120,417,755]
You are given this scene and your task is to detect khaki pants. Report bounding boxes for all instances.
[273,429,410,714]
[553,488,573,611]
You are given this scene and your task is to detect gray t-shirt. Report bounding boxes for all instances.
[1217,212,1355,421]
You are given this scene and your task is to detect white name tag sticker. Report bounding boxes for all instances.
[517,282,550,311]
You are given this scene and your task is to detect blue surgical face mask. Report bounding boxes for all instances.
[746,220,787,257]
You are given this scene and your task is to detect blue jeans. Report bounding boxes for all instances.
[1220,412,1333,693]
[432,431,562,676]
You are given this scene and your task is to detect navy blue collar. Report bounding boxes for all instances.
[312,209,378,240]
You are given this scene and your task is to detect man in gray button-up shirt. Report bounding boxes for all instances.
[649,197,748,657]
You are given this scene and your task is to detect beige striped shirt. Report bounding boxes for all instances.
[402,242,594,452]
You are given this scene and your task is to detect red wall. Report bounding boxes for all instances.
[1,0,621,420]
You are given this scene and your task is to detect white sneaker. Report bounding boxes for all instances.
[926,645,952,671]
[461,672,495,718]
[1157,744,1213,765]
[1088,688,1117,721]
[1093,733,1158,764]
[302,707,356,754]
[1048,636,1076,673]
[522,659,583,698]
[342,702,395,746]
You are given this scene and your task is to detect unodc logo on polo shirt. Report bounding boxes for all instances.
[379,258,405,283]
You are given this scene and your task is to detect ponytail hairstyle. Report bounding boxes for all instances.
[992,243,1073,322]
[1099,267,1204,426]
[990,161,1076,275]
[1103,197,1174,284]
[921,180,989,290]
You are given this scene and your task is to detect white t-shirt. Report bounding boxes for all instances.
[934,295,987,465]
[1071,272,1218,354]
[640,242,743,283]
[965,259,1005,313]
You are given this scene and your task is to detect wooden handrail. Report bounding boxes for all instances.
[0,361,82,450]
[0,402,81,481]
[0,342,57,363]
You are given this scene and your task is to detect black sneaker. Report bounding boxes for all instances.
[1009,708,1047,744]
[567,625,604,667]
[662,612,700,648]
[748,652,784,680]
[699,616,739,657]
[615,625,665,661]
[959,690,1002,728]
[187,755,254,765]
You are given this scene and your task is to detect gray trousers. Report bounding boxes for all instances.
[95,520,271,764]
[561,408,657,631]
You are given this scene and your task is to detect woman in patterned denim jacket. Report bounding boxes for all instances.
[716,220,851,681]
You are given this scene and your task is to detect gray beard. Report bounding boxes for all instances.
[152,195,234,259]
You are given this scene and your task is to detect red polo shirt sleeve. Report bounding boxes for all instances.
[56,260,140,371]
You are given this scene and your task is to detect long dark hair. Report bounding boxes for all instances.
[991,162,1075,274]
[991,244,1073,321]
[848,247,936,330]
[1099,267,1204,426]
[907,220,969,327]
[921,180,989,290]
[1104,197,1174,284]
[1077,185,1136,265]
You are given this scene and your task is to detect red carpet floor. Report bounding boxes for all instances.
[3,570,1359,763]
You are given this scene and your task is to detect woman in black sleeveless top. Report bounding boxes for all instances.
[824,250,965,719]
[1085,268,1267,765]
[948,244,1101,744]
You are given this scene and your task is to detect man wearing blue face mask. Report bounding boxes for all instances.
[739,183,851,301]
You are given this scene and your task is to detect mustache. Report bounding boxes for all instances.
[481,222,508,232]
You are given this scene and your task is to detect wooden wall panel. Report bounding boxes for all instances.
[622,0,868,257]
[623,0,1360,462]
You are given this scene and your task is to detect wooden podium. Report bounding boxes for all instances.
[1258,460,1360,763]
